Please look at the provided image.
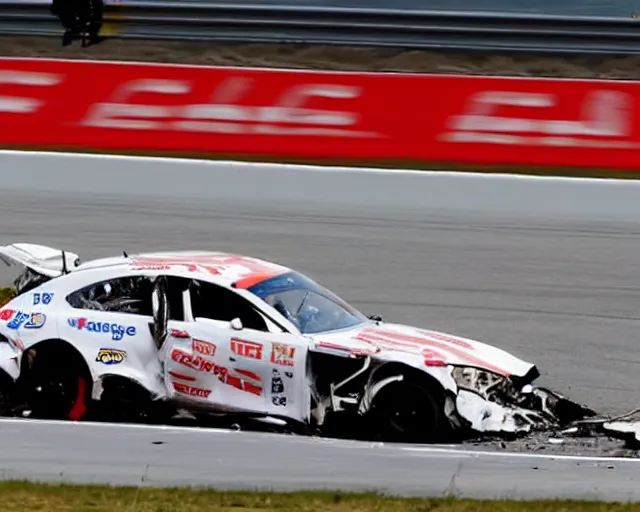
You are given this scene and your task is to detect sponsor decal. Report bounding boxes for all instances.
[172,348,263,396]
[170,329,190,339]
[32,292,54,305]
[270,343,295,366]
[192,338,216,357]
[68,317,137,341]
[171,348,227,376]
[271,371,284,394]
[270,369,287,407]
[3,310,46,330]
[285,371,293,379]
[132,263,171,271]
[231,338,262,360]
[173,382,211,399]
[7,312,30,330]
[24,313,46,329]
[96,348,127,365]
[0,309,15,321]
[272,396,287,406]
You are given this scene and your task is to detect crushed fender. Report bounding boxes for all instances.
[452,385,597,438]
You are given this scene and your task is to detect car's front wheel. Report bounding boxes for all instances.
[365,374,446,443]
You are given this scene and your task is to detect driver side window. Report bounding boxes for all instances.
[191,280,269,332]
[165,278,271,333]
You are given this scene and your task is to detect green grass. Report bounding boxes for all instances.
[5,145,640,180]
[0,481,635,512]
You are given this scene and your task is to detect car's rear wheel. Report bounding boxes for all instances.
[366,375,445,443]
[19,345,91,421]
[0,370,16,417]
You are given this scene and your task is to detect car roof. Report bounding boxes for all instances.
[74,250,292,289]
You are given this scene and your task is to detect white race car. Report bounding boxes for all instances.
[0,243,594,442]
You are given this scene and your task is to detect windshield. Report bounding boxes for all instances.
[247,271,368,334]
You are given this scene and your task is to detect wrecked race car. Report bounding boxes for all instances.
[0,242,595,442]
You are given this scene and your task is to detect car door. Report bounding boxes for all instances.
[152,275,308,420]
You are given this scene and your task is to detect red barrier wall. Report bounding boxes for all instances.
[2,57,638,168]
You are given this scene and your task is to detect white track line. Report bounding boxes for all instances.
[1,149,637,184]
[401,446,640,463]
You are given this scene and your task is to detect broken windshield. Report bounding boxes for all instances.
[246,271,368,334]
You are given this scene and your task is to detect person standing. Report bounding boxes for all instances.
[51,0,104,46]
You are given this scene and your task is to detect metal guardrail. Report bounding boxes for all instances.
[2,1,640,55]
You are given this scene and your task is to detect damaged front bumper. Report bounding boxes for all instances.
[448,366,597,437]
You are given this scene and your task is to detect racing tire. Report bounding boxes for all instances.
[96,377,174,425]
[365,374,445,443]
[0,370,16,417]
[19,346,91,421]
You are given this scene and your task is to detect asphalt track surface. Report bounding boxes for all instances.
[2,419,640,502]
[2,151,640,500]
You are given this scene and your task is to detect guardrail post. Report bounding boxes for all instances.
[101,0,125,37]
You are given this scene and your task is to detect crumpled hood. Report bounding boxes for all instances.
[312,322,535,378]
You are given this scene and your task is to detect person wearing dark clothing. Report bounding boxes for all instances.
[51,0,104,46]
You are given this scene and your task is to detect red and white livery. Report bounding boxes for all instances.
[0,243,593,441]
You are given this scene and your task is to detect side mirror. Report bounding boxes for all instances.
[230,318,243,331]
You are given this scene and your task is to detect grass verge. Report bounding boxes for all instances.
[0,481,636,512]
[5,145,640,180]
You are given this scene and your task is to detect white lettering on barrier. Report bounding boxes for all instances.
[441,90,635,148]
[80,77,377,138]
[82,79,192,130]
[0,71,63,114]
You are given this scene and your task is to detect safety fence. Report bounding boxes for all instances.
[2,1,640,55]
[1,57,638,170]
